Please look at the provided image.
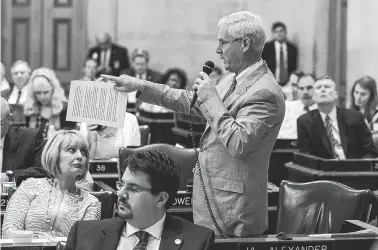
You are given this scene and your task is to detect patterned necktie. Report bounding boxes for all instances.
[325,115,339,159]
[133,231,150,250]
[304,106,310,112]
[279,44,288,84]
[223,77,237,102]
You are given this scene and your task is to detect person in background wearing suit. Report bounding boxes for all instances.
[102,11,285,237]
[122,48,162,114]
[297,76,378,159]
[65,151,214,250]
[87,33,130,77]
[278,74,317,139]
[262,22,298,85]
[0,97,46,184]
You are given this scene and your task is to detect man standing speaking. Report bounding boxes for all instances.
[102,11,285,237]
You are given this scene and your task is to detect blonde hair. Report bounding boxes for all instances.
[218,11,266,53]
[24,68,67,116]
[41,130,89,182]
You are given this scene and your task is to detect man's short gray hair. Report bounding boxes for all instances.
[218,11,266,53]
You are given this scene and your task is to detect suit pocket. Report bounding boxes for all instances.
[210,176,244,194]
[209,176,244,226]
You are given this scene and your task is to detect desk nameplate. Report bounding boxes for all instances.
[238,241,334,250]
[89,160,118,174]
[171,191,192,208]
[1,194,9,211]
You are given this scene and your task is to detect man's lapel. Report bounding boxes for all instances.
[313,111,333,157]
[3,127,19,170]
[159,215,184,250]
[336,108,348,156]
[224,62,269,109]
[101,217,126,250]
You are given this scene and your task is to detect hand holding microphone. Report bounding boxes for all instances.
[190,61,215,108]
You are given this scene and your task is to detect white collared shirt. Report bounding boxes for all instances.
[101,48,111,68]
[319,108,346,159]
[8,86,27,105]
[116,213,166,250]
[274,41,288,81]
[218,60,263,100]
[278,99,317,139]
[0,137,4,172]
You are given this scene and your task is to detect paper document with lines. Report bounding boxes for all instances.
[66,80,127,128]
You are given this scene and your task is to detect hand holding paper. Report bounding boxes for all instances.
[100,74,145,93]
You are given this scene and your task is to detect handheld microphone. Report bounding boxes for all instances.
[190,61,215,108]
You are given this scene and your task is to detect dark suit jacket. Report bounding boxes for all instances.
[87,44,130,76]
[65,215,214,250]
[122,67,162,83]
[297,108,378,159]
[262,40,298,81]
[2,126,47,181]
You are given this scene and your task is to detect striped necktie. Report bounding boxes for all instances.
[325,115,339,159]
[133,231,150,250]
[223,77,237,102]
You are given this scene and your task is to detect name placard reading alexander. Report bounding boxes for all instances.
[171,191,192,208]
[89,160,118,174]
[239,241,334,250]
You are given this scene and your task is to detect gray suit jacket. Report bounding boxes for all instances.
[139,61,285,236]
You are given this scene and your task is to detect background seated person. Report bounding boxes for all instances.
[24,68,76,139]
[122,48,162,113]
[350,76,378,131]
[65,151,214,250]
[2,130,101,239]
[1,97,46,184]
[88,112,141,159]
[297,76,378,159]
[1,62,10,98]
[281,70,304,101]
[81,58,98,81]
[138,68,187,144]
[278,74,316,139]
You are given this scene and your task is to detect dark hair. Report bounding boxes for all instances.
[121,151,180,209]
[290,70,304,79]
[297,73,315,85]
[350,76,378,122]
[161,68,188,89]
[272,21,287,31]
[213,66,223,75]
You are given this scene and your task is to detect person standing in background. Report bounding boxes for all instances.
[87,33,130,77]
[262,22,298,85]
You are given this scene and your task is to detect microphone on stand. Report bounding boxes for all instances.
[190,61,215,108]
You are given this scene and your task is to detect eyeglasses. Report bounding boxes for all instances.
[116,181,152,194]
[1,113,11,125]
[218,38,243,48]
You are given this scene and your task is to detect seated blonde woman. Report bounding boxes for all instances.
[23,68,77,139]
[2,130,101,239]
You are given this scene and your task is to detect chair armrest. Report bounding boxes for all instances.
[94,181,116,193]
[56,241,66,250]
[340,220,378,234]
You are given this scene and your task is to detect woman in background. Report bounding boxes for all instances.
[350,76,378,131]
[23,68,76,139]
[2,130,101,238]
[282,70,304,101]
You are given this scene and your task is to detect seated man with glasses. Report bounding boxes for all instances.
[1,97,46,184]
[65,151,215,250]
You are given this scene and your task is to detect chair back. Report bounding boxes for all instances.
[89,181,118,219]
[277,180,372,234]
[139,125,151,146]
[119,144,197,190]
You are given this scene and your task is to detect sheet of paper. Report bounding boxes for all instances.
[66,80,127,128]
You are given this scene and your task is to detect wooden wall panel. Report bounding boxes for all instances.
[53,19,71,70]
[12,18,30,63]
